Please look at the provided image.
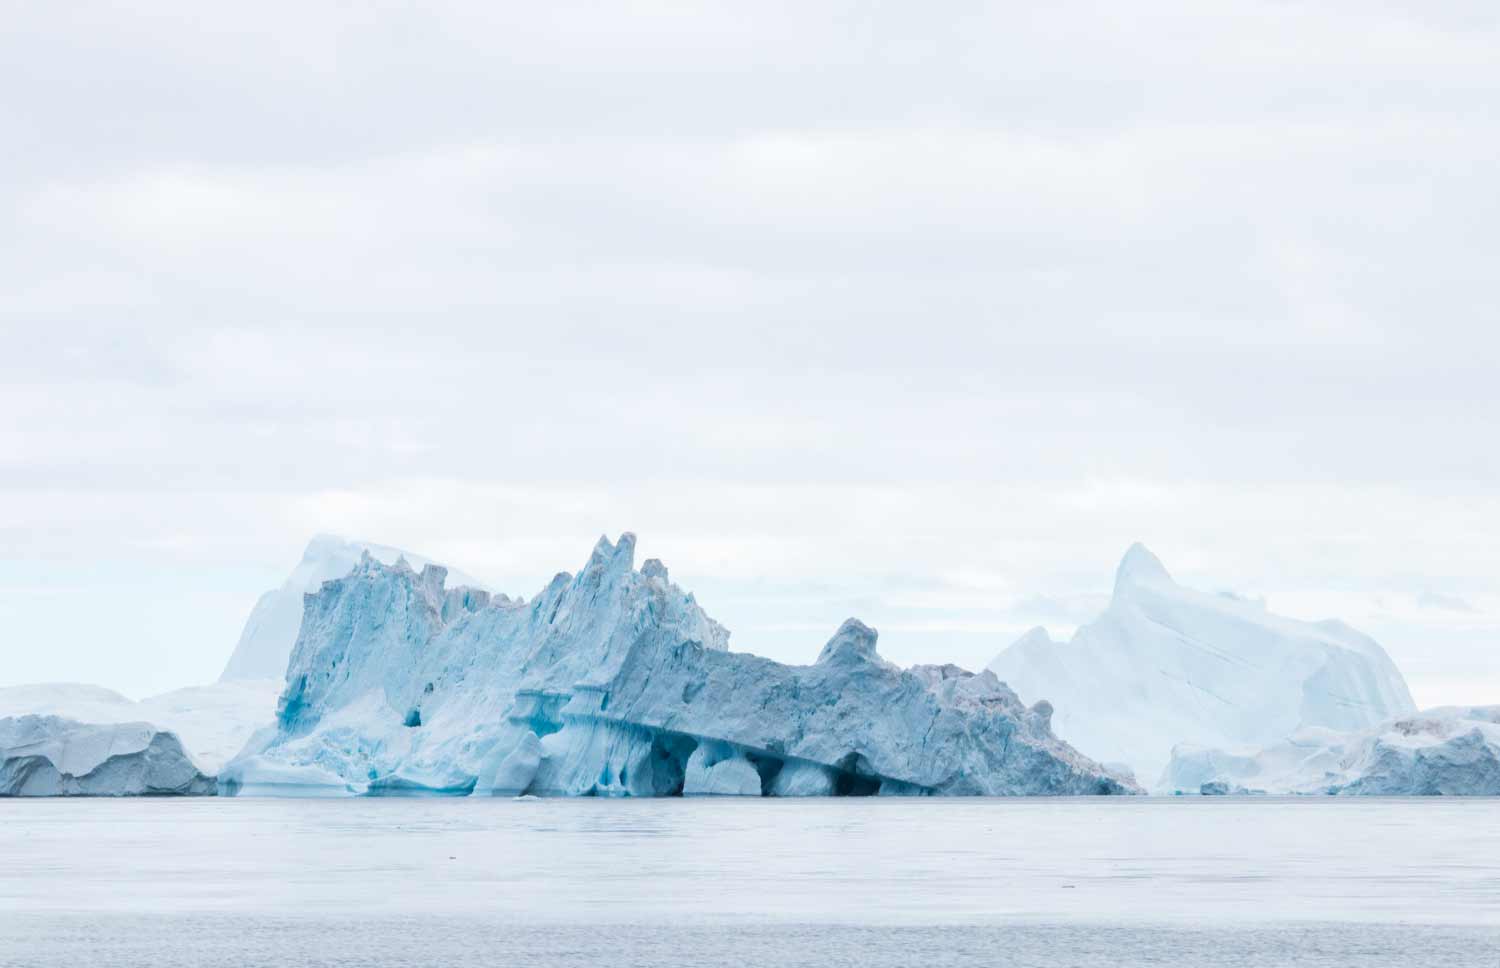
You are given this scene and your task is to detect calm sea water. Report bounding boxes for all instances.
[2,797,1497,966]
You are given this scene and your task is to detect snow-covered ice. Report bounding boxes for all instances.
[220,534,485,682]
[1163,705,1500,795]
[987,544,1417,788]
[0,715,215,796]
[223,533,1135,797]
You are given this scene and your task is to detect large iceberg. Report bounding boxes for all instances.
[220,534,485,682]
[0,715,215,796]
[1164,706,1500,795]
[0,680,281,774]
[987,544,1417,787]
[0,537,469,787]
[223,533,1136,797]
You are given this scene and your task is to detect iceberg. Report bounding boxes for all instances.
[1,536,451,779]
[0,715,215,796]
[0,679,281,774]
[223,533,1136,797]
[220,534,485,682]
[987,544,1417,788]
[1163,706,1500,795]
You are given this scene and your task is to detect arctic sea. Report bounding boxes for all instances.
[2,798,1497,967]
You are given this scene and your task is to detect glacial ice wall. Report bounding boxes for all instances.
[223,534,1135,797]
[0,715,216,796]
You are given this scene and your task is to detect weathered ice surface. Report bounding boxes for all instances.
[223,534,1135,797]
[683,742,762,796]
[0,715,215,796]
[0,681,281,774]
[220,534,486,682]
[988,545,1416,787]
[1163,706,1500,795]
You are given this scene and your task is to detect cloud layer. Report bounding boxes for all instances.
[2,1,1497,701]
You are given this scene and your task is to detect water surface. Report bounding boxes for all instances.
[3,797,1497,966]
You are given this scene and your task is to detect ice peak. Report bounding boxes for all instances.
[816,618,880,665]
[588,532,637,571]
[1113,543,1172,597]
[1013,626,1055,651]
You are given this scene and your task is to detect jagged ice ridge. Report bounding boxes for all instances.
[223,534,1136,797]
[221,534,486,682]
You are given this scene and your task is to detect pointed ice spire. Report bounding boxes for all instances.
[1113,543,1172,598]
[1011,626,1055,652]
[587,532,637,571]
[816,618,881,665]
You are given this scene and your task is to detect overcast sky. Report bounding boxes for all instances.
[3,1,1497,703]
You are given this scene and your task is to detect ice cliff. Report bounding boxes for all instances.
[1164,706,1500,795]
[221,535,485,682]
[0,715,215,796]
[222,533,1136,797]
[987,544,1417,788]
